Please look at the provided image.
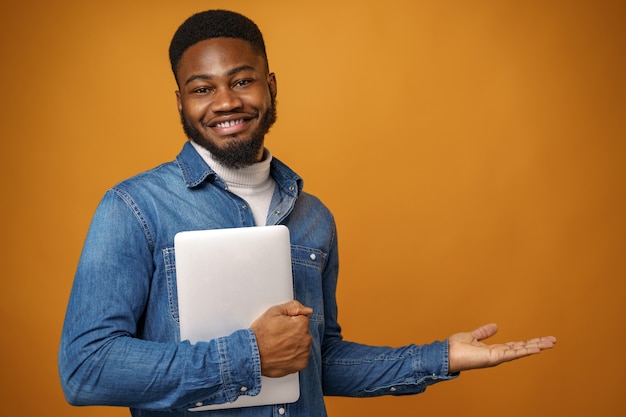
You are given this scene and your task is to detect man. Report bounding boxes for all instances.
[59,9,556,416]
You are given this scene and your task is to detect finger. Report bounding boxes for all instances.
[539,335,557,347]
[498,346,541,363]
[504,338,556,356]
[505,336,557,350]
[471,323,498,341]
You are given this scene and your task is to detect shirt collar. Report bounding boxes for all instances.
[176,140,303,196]
[189,140,272,189]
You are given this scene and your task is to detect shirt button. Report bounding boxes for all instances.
[309,253,316,261]
[278,407,286,415]
[242,204,248,210]
[195,402,203,406]
[240,386,248,392]
[389,387,397,392]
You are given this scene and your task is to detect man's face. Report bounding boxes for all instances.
[175,38,277,168]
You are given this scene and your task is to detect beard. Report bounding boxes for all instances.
[180,97,277,169]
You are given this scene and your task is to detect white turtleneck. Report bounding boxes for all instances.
[190,141,276,226]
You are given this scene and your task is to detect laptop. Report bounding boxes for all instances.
[174,225,300,411]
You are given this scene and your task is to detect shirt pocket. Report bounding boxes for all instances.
[291,245,327,323]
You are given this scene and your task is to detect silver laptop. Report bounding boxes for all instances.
[174,225,300,411]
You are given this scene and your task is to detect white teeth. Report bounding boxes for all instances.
[216,119,244,128]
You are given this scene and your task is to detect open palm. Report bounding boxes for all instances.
[448,323,557,374]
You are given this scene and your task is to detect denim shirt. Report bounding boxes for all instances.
[59,141,456,417]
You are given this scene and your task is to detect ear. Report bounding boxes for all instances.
[268,72,277,98]
[175,90,182,113]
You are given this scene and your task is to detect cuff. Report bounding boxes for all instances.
[184,328,262,409]
[412,339,459,388]
[216,328,263,402]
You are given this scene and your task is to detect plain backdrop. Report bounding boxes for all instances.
[1,1,624,416]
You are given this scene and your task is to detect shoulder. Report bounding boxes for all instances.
[110,160,181,197]
[297,191,333,217]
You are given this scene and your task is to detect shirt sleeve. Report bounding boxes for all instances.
[321,339,458,397]
[58,190,262,410]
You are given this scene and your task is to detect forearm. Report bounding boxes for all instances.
[59,327,261,410]
[321,339,457,397]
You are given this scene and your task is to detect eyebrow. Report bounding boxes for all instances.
[183,65,257,86]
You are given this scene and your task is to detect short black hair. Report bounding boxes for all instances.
[169,9,268,80]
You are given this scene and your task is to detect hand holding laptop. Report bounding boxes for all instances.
[250,300,313,378]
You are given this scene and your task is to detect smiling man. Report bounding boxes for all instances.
[59,9,556,417]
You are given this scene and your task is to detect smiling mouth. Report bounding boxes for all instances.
[213,118,246,129]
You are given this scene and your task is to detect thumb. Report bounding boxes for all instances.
[471,323,499,341]
[280,300,313,317]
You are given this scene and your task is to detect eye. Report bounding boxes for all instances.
[233,79,252,88]
[192,86,214,95]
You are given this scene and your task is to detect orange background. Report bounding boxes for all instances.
[1,1,625,416]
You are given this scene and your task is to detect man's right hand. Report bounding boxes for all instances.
[250,300,313,377]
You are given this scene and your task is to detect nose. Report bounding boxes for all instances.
[211,87,243,112]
